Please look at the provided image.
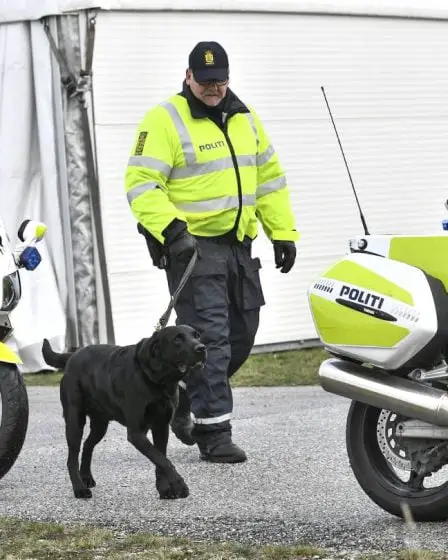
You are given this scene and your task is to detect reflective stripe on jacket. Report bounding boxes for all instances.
[125,87,299,244]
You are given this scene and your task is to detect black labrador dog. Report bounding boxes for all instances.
[41,325,205,500]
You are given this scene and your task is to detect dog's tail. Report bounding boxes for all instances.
[42,339,73,371]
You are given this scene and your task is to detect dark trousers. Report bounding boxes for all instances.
[165,236,265,436]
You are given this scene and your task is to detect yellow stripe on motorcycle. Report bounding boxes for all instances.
[0,342,22,364]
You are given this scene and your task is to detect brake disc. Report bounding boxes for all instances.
[376,410,412,471]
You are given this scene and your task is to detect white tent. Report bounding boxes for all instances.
[2,0,448,370]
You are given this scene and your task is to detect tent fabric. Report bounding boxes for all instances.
[54,14,101,347]
[1,11,113,371]
[0,20,68,371]
[3,0,448,25]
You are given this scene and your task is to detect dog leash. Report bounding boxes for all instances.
[154,249,199,331]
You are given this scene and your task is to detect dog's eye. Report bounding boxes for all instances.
[174,333,185,344]
[194,330,200,339]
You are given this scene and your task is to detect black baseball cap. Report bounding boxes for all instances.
[188,41,229,82]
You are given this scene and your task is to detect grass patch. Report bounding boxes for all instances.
[23,347,328,388]
[0,516,444,560]
[395,552,447,560]
[356,553,445,560]
[0,516,325,559]
[23,371,63,386]
[232,347,328,387]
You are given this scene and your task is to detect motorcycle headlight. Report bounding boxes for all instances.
[1,272,21,312]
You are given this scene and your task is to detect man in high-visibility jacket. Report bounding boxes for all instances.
[125,41,298,464]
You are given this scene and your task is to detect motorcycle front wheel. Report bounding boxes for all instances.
[0,363,29,479]
[346,400,448,521]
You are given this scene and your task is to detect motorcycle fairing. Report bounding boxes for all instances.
[0,342,21,364]
[308,251,439,370]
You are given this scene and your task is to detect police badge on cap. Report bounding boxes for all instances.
[188,41,229,82]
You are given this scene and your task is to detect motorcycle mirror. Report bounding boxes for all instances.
[17,220,47,243]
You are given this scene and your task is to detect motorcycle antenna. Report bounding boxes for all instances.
[320,86,370,236]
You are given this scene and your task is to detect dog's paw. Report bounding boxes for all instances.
[74,487,93,499]
[156,475,171,498]
[170,474,189,498]
[81,473,96,488]
[158,472,189,499]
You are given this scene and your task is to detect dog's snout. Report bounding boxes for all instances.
[195,343,206,356]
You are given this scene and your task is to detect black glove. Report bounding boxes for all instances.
[273,240,296,273]
[137,223,168,269]
[163,219,199,264]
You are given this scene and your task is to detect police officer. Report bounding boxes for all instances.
[125,41,298,464]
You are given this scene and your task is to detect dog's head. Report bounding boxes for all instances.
[136,324,206,384]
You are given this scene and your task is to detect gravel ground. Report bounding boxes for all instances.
[0,385,447,556]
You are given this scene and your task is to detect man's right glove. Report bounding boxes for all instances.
[163,219,199,264]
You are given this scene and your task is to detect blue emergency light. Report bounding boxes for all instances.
[19,246,42,271]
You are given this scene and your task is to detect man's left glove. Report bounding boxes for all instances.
[273,241,296,273]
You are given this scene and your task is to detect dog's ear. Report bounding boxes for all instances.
[136,334,159,370]
[149,331,161,361]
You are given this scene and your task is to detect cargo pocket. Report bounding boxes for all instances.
[240,257,266,311]
[191,258,228,311]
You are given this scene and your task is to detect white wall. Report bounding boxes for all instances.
[92,10,448,347]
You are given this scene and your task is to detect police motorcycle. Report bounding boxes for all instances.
[0,217,46,480]
[308,89,448,521]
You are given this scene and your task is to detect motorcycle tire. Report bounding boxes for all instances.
[346,400,448,521]
[0,363,29,480]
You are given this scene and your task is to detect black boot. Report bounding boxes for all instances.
[195,431,247,464]
[170,386,195,446]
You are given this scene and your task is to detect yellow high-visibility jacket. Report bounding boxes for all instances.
[125,85,299,244]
